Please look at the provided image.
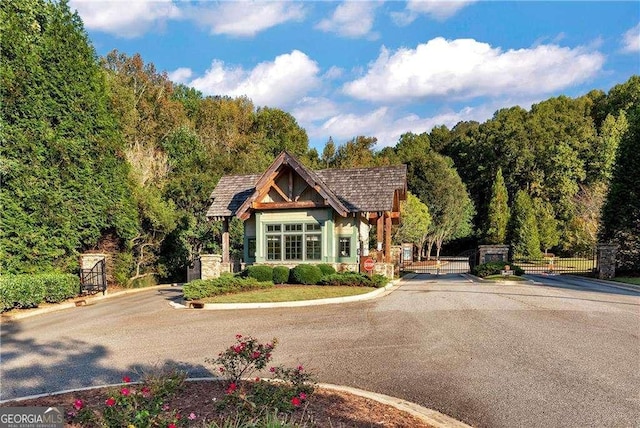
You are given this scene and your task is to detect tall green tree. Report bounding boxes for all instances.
[534,198,560,255]
[600,105,640,272]
[0,0,137,274]
[485,168,510,244]
[393,192,431,259]
[509,190,542,259]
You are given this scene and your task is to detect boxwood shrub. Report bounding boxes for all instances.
[317,263,336,277]
[0,274,46,311]
[472,261,525,278]
[246,265,274,282]
[290,264,323,285]
[183,275,273,300]
[42,274,79,303]
[272,266,290,284]
[320,272,388,288]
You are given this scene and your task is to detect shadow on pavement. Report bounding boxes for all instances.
[0,320,214,402]
[525,274,640,297]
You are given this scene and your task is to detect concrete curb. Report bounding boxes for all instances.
[0,378,472,428]
[179,279,402,310]
[1,284,180,321]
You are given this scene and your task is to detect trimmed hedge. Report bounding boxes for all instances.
[272,266,290,284]
[320,272,388,288]
[183,275,273,300]
[290,264,323,285]
[246,265,274,282]
[473,261,525,278]
[0,273,79,312]
[317,263,336,276]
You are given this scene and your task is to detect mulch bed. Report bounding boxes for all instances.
[1,380,433,427]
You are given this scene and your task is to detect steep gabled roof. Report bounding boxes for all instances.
[206,152,407,220]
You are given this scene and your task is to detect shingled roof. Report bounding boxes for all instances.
[206,155,407,220]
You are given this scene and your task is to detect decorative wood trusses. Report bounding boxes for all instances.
[206,151,407,221]
[234,152,349,220]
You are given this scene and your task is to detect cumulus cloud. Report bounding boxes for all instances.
[392,0,476,25]
[186,1,305,37]
[168,67,193,84]
[343,37,604,103]
[621,23,640,52]
[188,51,320,107]
[291,97,341,125]
[69,0,181,38]
[315,1,381,39]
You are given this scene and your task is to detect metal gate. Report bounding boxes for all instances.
[512,252,597,275]
[402,249,476,274]
[80,259,107,294]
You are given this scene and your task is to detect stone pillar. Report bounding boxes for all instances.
[200,254,222,280]
[79,253,107,270]
[478,245,510,265]
[597,244,618,280]
[359,219,370,257]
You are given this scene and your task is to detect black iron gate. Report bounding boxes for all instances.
[402,249,476,274]
[80,259,107,294]
[512,252,597,275]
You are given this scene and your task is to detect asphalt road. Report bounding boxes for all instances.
[1,274,639,427]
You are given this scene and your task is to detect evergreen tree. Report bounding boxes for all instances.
[509,190,542,259]
[0,0,137,273]
[534,198,560,255]
[485,168,510,244]
[600,105,640,272]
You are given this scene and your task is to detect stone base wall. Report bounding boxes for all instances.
[597,244,618,279]
[373,262,394,279]
[478,245,510,264]
[79,253,107,271]
[200,254,223,280]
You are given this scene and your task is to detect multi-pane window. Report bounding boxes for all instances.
[266,235,281,260]
[339,237,351,258]
[285,235,303,260]
[265,222,322,261]
[248,238,256,259]
[305,234,321,260]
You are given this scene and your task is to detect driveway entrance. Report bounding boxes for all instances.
[2,276,638,427]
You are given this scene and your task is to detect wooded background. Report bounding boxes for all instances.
[2,0,638,283]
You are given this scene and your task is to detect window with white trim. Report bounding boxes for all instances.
[265,222,322,261]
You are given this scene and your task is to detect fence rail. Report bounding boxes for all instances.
[512,256,597,275]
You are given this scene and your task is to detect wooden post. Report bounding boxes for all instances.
[384,212,392,263]
[222,218,230,264]
[376,215,384,262]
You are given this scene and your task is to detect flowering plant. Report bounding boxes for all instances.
[208,335,316,415]
[70,369,188,427]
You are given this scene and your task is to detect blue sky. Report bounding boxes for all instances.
[70,1,640,150]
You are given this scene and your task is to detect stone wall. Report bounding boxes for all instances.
[597,244,618,280]
[478,245,510,265]
[200,254,223,280]
[79,253,107,271]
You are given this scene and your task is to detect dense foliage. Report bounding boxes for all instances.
[0,273,79,311]
[290,264,323,285]
[472,261,525,278]
[320,272,388,288]
[2,1,637,279]
[245,265,273,282]
[182,275,273,300]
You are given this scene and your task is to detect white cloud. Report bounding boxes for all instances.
[188,50,320,107]
[621,23,640,52]
[291,97,341,125]
[168,67,193,84]
[392,0,476,25]
[315,1,381,39]
[186,1,305,37]
[343,37,605,103]
[69,0,181,38]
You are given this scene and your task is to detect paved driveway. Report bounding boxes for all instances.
[1,274,639,427]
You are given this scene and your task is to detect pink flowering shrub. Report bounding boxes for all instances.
[209,334,316,415]
[70,368,187,427]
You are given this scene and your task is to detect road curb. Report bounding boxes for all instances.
[1,284,180,321]
[179,279,403,310]
[0,379,472,428]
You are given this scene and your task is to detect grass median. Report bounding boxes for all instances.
[613,277,640,286]
[199,285,376,303]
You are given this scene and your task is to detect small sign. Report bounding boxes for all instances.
[363,258,375,272]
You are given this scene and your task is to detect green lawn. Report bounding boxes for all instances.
[613,277,640,286]
[484,274,527,281]
[200,285,376,303]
